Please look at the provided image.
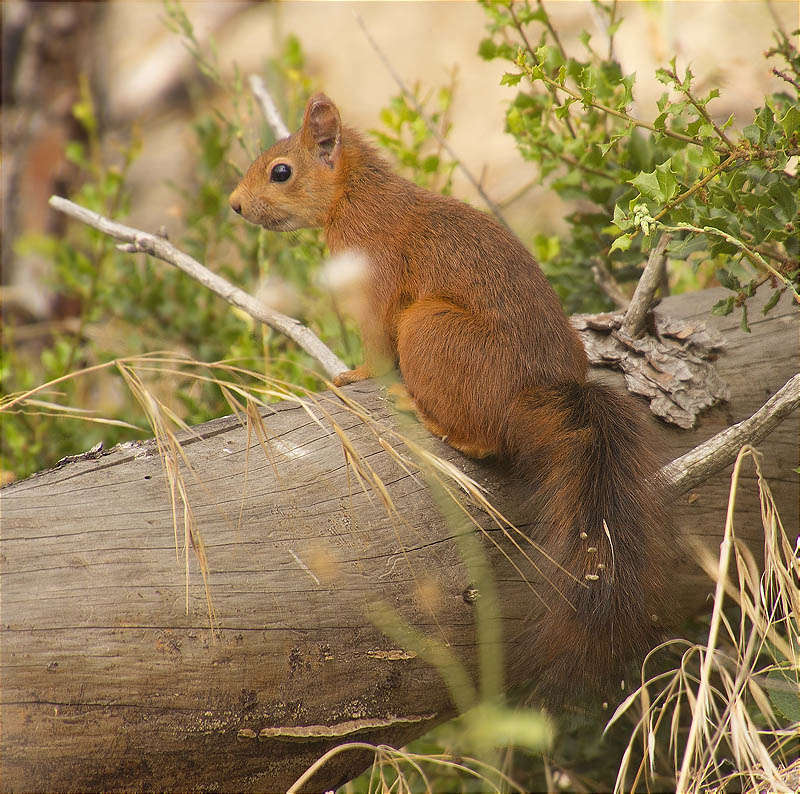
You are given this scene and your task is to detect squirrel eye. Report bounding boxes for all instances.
[270,163,292,183]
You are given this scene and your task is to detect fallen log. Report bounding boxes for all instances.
[1,286,797,792]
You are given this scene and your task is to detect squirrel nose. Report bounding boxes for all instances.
[229,195,242,215]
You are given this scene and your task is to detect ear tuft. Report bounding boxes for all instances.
[302,93,342,167]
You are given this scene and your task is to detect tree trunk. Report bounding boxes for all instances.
[1,287,797,792]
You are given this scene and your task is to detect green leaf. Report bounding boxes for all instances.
[742,123,760,144]
[762,287,784,315]
[756,204,782,234]
[754,104,775,140]
[667,233,709,259]
[711,295,735,316]
[629,168,662,201]
[478,38,497,60]
[506,106,524,134]
[500,71,523,87]
[655,160,678,202]
[610,233,633,253]
[766,669,800,721]
[421,155,440,173]
[532,233,561,262]
[715,268,741,291]
[768,181,797,222]
[612,203,633,232]
[739,303,750,333]
[65,141,87,168]
[778,104,800,136]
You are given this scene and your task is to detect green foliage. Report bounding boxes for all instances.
[479,0,800,320]
[2,5,465,483]
[1,27,354,480]
[370,73,458,193]
[2,76,144,478]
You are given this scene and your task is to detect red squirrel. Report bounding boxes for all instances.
[230,93,672,700]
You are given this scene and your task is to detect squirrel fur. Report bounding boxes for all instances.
[230,93,672,701]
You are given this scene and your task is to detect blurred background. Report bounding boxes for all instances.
[2,0,796,482]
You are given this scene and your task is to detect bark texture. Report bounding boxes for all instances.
[1,287,798,792]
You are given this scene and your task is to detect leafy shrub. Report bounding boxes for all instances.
[479,0,799,322]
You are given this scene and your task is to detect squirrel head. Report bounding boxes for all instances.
[229,93,343,230]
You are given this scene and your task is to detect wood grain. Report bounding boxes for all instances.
[1,287,797,792]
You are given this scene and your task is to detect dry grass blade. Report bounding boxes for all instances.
[5,349,594,639]
[612,444,798,794]
[291,740,527,794]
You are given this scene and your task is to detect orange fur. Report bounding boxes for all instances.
[230,94,673,702]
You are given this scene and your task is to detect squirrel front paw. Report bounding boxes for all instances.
[333,365,372,387]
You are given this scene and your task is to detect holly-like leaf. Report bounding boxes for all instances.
[629,169,662,201]
[711,295,735,316]
[778,104,800,136]
[655,160,679,202]
[500,71,523,87]
[610,233,633,253]
[715,268,741,291]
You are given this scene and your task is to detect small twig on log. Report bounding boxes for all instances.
[661,373,800,494]
[48,196,348,380]
[248,74,291,140]
[354,13,510,230]
[620,232,672,338]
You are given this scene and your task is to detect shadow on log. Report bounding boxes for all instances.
[2,287,798,792]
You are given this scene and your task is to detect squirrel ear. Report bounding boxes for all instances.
[302,93,342,168]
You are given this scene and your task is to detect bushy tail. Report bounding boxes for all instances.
[502,380,673,702]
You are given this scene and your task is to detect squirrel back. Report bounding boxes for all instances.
[231,94,672,702]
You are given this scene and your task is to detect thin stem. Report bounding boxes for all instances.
[354,12,510,229]
[508,1,578,140]
[498,176,538,208]
[659,221,800,304]
[751,243,798,272]
[607,0,618,61]
[663,67,735,150]
[48,196,348,378]
[660,374,800,494]
[620,232,672,338]
[771,67,800,92]
[651,153,740,225]
[248,74,290,140]
[675,446,748,792]
[590,257,629,309]
[525,65,701,146]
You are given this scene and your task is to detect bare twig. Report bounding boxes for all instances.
[48,196,348,379]
[620,232,672,338]
[771,67,800,92]
[354,13,510,229]
[663,67,735,150]
[590,258,629,309]
[765,0,788,37]
[660,221,800,304]
[661,373,800,494]
[498,177,538,209]
[508,1,577,140]
[248,74,291,140]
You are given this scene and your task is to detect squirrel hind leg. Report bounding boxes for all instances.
[388,382,494,458]
[396,297,515,459]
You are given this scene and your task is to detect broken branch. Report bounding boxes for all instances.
[661,372,800,494]
[48,196,348,380]
[248,74,291,140]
